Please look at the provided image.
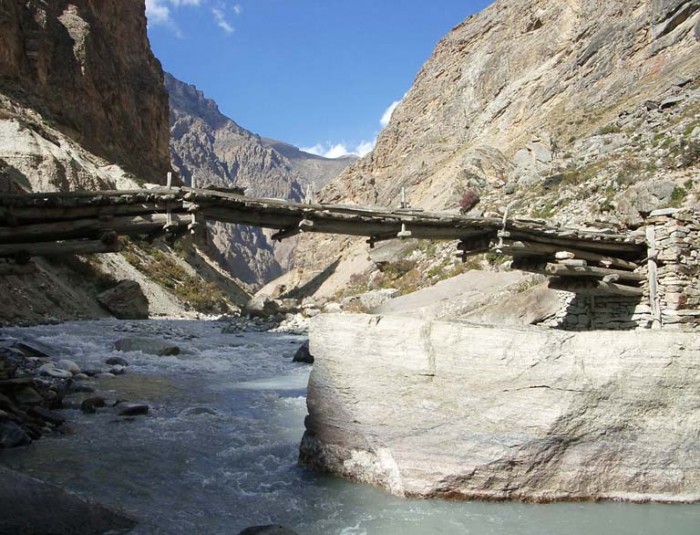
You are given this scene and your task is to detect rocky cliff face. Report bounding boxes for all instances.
[302,314,700,502]
[294,0,700,284]
[166,73,355,286]
[0,0,170,182]
[0,2,246,324]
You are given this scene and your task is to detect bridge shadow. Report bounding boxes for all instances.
[284,258,341,300]
[0,159,31,193]
[553,293,643,331]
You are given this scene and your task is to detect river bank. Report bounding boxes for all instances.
[0,318,698,534]
[302,314,700,504]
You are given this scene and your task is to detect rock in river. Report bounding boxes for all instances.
[292,340,314,364]
[116,402,149,417]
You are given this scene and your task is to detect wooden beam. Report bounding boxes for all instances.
[646,226,661,329]
[548,277,643,298]
[544,263,644,282]
[508,231,643,254]
[0,213,192,243]
[0,239,123,258]
[497,240,640,270]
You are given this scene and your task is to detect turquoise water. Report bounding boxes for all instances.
[1,319,697,534]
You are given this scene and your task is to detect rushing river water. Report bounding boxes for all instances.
[0,319,698,534]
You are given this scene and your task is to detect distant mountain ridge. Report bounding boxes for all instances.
[166,73,355,286]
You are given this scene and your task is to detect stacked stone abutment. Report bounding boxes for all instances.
[648,208,700,329]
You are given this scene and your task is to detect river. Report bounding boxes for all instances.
[0,319,697,534]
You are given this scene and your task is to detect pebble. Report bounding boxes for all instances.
[38,364,73,379]
[13,386,43,405]
[28,407,65,426]
[116,403,149,417]
[105,356,129,367]
[0,421,32,448]
[56,359,81,374]
[80,397,107,414]
[68,382,96,394]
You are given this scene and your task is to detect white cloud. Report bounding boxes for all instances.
[380,99,401,128]
[146,0,236,35]
[301,141,375,159]
[146,0,171,25]
[212,7,234,33]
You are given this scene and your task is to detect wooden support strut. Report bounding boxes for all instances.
[270,218,314,242]
[495,239,640,270]
[548,277,644,297]
[543,263,645,282]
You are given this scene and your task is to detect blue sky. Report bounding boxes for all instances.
[146,0,493,158]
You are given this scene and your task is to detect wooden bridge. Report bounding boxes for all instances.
[0,187,649,297]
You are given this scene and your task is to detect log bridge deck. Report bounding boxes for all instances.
[0,187,649,297]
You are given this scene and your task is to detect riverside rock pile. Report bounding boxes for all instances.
[0,337,151,449]
[0,339,69,447]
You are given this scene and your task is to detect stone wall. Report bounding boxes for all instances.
[302,313,700,502]
[539,208,699,331]
[649,208,700,329]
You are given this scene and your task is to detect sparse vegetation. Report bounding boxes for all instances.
[598,123,622,135]
[670,186,688,208]
[122,241,232,314]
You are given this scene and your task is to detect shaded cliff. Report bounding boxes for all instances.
[0,2,247,324]
[0,0,170,182]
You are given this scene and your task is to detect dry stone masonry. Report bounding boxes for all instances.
[649,207,700,329]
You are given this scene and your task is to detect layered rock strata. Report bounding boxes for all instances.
[293,0,700,291]
[301,313,700,502]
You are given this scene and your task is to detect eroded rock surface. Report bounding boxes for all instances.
[301,314,700,502]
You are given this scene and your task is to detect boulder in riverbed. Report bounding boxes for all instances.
[116,402,149,417]
[98,280,149,319]
[114,337,181,356]
[0,466,137,534]
[0,421,32,448]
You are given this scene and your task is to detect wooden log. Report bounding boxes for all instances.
[0,213,192,243]
[497,240,640,270]
[0,239,123,258]
[559,259,588,267]
[548,277,644,297]
[646,226,662,329]
[0,202,189,225]
[508,231,643,254]
[0,262,37,276]
[544,263,645,282]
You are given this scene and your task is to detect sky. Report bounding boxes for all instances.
[146,0,494,158]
